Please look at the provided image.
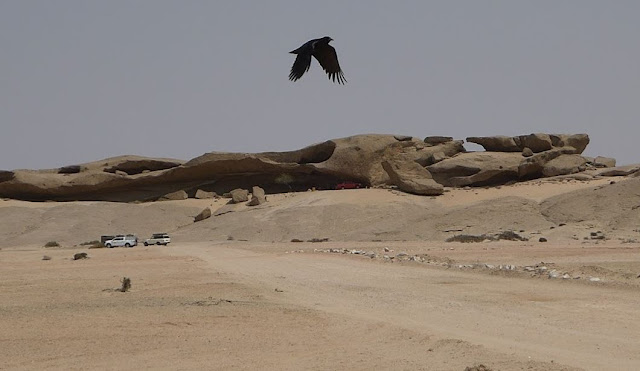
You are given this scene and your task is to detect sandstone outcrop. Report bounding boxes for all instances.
[424,136,453,145]
[194,189,216,199]
[518,147,578,178]
[194,207,212,222]
[466,136,520,152]
[427,152,523,187]
[413,140,465,166]
[160,190,188,201]
[230,189,249,203]
[0,132,618,202]
[593,156,616,168]
[247,186,266,206]
[382,160,443,195]
[542,155,588,177]
[468,133,588,154]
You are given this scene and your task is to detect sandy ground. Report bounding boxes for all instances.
[2,177,640,370]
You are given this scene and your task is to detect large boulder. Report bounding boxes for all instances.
[247,186,266,206]
[518,133,553,153]
[194,207,212,222]
[393,135,414,142]
[381,160,443,195]
[195,189,216,199]
[414,140,466,166]
[424,136,453,145]
[230,188,249,203]
[159,190,188,201]
[312,135,400,185]
[594,164,640,177]
[550,134,590,154]
[468,133,589,154]
[427,152,523,187]
[542,155,588,177]
[466,136,520,152]
[593,156,616,168]
[518,147,577,178]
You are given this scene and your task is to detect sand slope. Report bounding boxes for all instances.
[2,177,640,370]
[3,176,635,248]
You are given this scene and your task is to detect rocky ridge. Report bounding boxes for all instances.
[0,133,634,202]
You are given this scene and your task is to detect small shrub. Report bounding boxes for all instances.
[44,241,60,248]
[120,277,131,292]
[465,365,493,371]
[80,240,104,248]
[307,238,329,243]
[73,252,88,260]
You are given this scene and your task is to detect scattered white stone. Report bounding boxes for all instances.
[562,274,571,279]
[589,277,601,282]
[548,270,560,279]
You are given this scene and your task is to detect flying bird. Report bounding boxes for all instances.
[289,36,346,84]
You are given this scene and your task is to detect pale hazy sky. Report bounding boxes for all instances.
[1,1,639,170]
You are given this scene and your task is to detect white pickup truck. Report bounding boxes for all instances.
[144,233,171,246]
[104,235,138,248]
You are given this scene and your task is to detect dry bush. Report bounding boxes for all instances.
[80,240,104,248]
[73,252,88,260]
[120,277,131,292]
[44,241,60,248]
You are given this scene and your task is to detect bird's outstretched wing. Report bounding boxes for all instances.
[289,53,312,82]
[312,44,346,84]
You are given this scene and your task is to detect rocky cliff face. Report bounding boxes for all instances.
[0,133,628,202]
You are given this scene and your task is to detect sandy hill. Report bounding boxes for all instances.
[2,176,638,248]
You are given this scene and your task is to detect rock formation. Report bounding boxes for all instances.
[230,189,249,203]
[160,190,188,201]
[194,207,212,222]
[0,132,627,202]
[194,189,217,199]
[381,160,443,195]
[427,152,523,187]
[247,186,266,206]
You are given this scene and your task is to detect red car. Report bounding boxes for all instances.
[335,181,362,190]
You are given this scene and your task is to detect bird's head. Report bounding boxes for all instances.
[322,36,334,43]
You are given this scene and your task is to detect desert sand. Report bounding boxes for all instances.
[2,177,640,370]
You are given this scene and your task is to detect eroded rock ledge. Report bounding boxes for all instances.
[0,133,632,202]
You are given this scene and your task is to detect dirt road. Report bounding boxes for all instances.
[2,242,640,370]
[167,242,640,370]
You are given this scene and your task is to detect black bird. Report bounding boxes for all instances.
[289,36,346,84]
